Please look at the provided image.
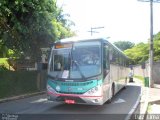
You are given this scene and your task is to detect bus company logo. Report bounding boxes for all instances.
[68,87,72,92]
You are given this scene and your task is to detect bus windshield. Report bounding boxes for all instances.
[49,41,102,80]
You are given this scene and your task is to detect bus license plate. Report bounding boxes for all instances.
[65,99,75,104]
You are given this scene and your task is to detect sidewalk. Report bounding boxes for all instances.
[129,78,148,115]
[130,78,160,118]
[147,87,160,114]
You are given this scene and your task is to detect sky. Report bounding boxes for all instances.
[57,0,160,44]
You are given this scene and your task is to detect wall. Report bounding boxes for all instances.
[153,62,160,84]
[0,71,47,99]
[133,62,160,84]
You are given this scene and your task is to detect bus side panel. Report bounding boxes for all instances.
[103,71,111,103]
[110,64,119,94]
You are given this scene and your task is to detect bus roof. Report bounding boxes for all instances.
[55,36,108,43]
[55,36,129,59]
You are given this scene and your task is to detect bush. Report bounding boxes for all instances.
[0,65,8,71]
[0,58,12,70]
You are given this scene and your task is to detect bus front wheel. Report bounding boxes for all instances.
[108,84,115,103]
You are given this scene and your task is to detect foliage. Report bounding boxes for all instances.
[0,39,8,57]
[153,32,160,41]
[0,58,9,68]
[124,42,149,64]
[124,31,160,64]
[0,58,14,70]
[153,32,160,61]
[0,39,15,57]
[114,41,135,51]
[0,65,8,71]
[0,0,75,60]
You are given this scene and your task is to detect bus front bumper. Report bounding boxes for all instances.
[47,91,104,105]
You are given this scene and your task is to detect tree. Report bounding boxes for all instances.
[0,39,8,57]
[124,42,149,64]
[0,0,75,61]
[113,41,135,51]
[153,32,160,61]
[112,32,160,64]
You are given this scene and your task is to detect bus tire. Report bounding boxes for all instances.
[108,84,115,103]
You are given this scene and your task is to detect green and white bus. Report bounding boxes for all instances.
[47,37,129,105]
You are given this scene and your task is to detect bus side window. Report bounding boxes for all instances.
[109,48,114,64]
[103,45,110,69]
[54,55,63,71]
[110,48,119,65]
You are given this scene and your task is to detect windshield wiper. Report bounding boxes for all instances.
[70,45,85,79]
[72,60,85,79]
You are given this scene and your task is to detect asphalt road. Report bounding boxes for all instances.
[0,85,141,120]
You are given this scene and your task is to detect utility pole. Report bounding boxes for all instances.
[138,0,160,87]
[150,0,154,88]
[88,27,104,36]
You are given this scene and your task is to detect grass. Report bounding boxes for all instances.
[147,103,152,113]
[134,75,145,86]
[134,75,144,81]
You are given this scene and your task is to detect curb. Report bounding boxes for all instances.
[0,91,46,103]
[124,86,142,120]
[140,87,149,114]
[154,84,160,89]
[125,86,149,120]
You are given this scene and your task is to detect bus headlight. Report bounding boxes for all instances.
[84,85,102,96]
[47,84,56,93]
[95,86,98,91]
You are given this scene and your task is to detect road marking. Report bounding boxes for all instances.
[30,98,48,103]
[112,98,126,104]
[125,87,142,120]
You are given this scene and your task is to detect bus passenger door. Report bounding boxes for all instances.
[103,44,111,100]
